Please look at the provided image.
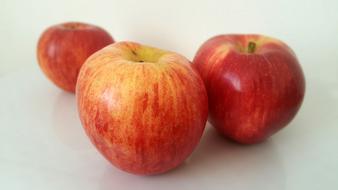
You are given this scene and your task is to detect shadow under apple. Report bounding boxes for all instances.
[99,124,286,190]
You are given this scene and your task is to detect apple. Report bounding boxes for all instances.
[37,22,114,92]
[76,41,208,175]
[193,34,305,144]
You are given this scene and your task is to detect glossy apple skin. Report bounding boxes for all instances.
[37,22,114,93]
[193,34,305,144]
[76,42,208,175]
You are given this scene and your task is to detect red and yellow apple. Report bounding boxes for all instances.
[193,34,305,144]
[76,41,208,175]
[37,22,114,92]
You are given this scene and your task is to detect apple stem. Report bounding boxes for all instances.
[248,41,256,53]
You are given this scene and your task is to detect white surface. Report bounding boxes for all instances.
[1,0,338,189]
[0,69,338,190]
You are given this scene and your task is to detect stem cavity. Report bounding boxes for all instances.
[247,41,256,53]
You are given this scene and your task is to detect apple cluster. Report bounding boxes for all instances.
[37,22,305,175]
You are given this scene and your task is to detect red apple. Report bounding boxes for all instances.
[193,34,305,144]
[76,41,208,175]
[37,22,114,92]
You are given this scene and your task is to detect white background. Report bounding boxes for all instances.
[1,0,338,189]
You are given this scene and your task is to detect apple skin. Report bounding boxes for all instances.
[76,41,208,175]
[37,22,114,93]
[193,34,305,144]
